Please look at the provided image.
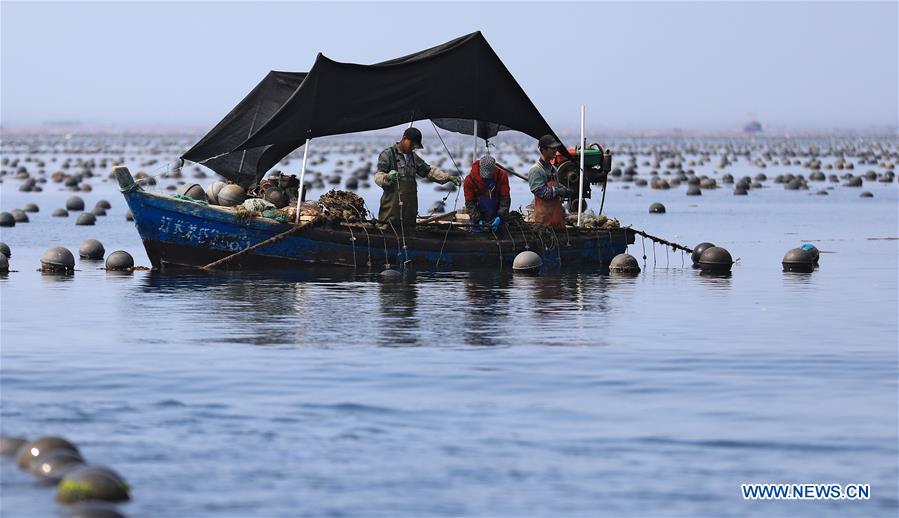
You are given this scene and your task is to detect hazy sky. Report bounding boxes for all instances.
[1,1,896,131]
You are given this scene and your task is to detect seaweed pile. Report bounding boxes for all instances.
[318,190,368,223]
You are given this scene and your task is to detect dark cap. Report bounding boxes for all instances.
[538,134,562,149]
[403,127,424,149]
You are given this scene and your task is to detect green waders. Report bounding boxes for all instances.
[379,178,419,228]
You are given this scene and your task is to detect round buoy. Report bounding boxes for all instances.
[0,253,8,273]
[379,269,402,281]
[264,187,288,208]
[0,241,10,258]
[176,183,207,202]
[52,208,70,217]
[105,251,134,271]
[23,203,39,213]
[78,239,105,260]
[10,209,29,223]
[205,181,225,204]
[609,253,640,274]
[40,247,76,274]
[733,186,748,195]
[217,184,246,207]
[29,448,85,482]
[0,436,26,455]
[16,436,79,469]
[800,243,820,264]
[649,202,666,214]
[691,242,715,266]
[0,212,15,227]
[90,207,107,217]
[860,191,873,198]
[66,196,85,211]
[75,213,96,226]
[95,200,111,210]
[782,247,814,273]
[686,185,701,196]
[512,250,542,274]
[844,176,862,187]
[56,465,130,504]
[125,210,133,221]
[698,246,733,273]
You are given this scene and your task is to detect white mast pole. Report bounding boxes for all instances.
[295,137,311,224]
[577,105,586,227]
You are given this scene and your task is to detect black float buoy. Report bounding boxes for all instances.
[16,436,79,469]
[10,209,29,223]
[66,196,85,211]
[0,253,8,273]
[78,239,105,260]
[52,208,70,217]
[125,210,133,221]
[75,213,97,226]
[0,212,15,227]
[205,181,225,205]
[686,185,701,196]
[105,251,134,271]
[90,207,107,216]
[0,241,10,258]
[0,436,27,455]
[56,465,130,504]
[23,203,39,213]
[734,185,748,195]
[512,251,543,274]
[698,246,734,274]
[40,247,76,274]
[782,247,814,273]
[175,183,207,202]
[649,202,666,214]
[860,191,873,198]
[379,269,402,281]
[800,243,820,264]
[609,253,640,274]
[95,200,112,210]
[691,242,715,267]
[217,184,246,207]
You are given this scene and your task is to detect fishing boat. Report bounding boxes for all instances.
[119,32,634,271]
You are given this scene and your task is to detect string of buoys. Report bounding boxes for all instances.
[2,435,130,517]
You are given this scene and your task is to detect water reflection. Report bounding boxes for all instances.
[461,272,513,347]
[377,274,421,347]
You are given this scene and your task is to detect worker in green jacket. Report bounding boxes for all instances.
[374,127,461,227]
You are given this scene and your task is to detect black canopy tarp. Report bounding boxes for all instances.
[182,71,307,187]
[183,32,563,186]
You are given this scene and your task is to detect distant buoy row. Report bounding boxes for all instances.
[1,435,129,517]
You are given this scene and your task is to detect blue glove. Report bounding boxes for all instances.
[490,216,501,231]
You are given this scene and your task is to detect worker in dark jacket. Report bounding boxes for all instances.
[528,134,570,228]
[374,127,461,227]
[463,155,510,232]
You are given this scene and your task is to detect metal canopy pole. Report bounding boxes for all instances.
[473,120,478,162]
[295,137,311,224]
[577,105,586,227]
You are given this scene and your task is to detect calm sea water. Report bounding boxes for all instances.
[1,139,897,517]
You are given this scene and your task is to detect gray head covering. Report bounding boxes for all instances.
[479,155,496,179]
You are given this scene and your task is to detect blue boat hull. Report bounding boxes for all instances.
[122,188,634,271]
